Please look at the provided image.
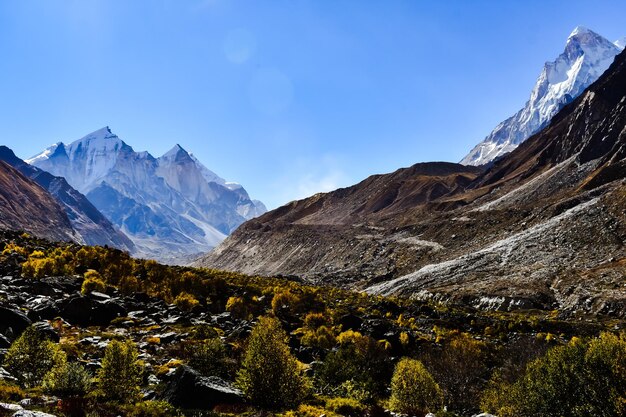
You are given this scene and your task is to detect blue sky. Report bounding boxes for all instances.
[1,0,625,209]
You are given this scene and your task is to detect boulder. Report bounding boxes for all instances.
[12,410,58,417]
[59,296,126,326]
[161,366,244,410]
[338,314,363,331]
[0,306,31,340]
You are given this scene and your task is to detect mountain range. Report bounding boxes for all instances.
[27,127,266,263]
[461,26,625,166]
[0,146,134,251]
[197,45,626,316]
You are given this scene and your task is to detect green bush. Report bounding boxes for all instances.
[389,358,443,416]
[0,381,25,401]
[81,270,106,294]
[185,338,231,378]
[3,326,66,388]
[316,331,391,401]
[325,397,367,417]
[97,340,142,403]
[481,332,626,417]
[236,316,308,408]
[43,361,92,397]
[123,400,182,417]
[173,292,200,311]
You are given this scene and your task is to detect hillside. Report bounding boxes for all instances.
[0,162,76,242]
[198,49,626,316]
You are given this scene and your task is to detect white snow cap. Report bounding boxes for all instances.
[615,37,626,50]
[461,26,624,166]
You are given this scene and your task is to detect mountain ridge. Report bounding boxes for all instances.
[28,127,266,263]
[0,146,134,251]
[461,26,624,166]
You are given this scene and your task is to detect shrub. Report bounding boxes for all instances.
[0,381,25,401]
[42,361,92,397]
[81,270,106,294]
[325,397,367,417]
[481,333,626,417]
[97,340,142,403]
[236,316,308,408]
[225,296,249,319]
[185,338,231,378]
[316,332,391,401]
[3,326,66,388]
[421,332,487,413]
[389,358,443,416]
[284,404,339,417]
[123,400,182,417]
[173,292,200,311]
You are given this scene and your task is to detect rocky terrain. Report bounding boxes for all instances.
[3,231,610,416]
[198,49,626,316]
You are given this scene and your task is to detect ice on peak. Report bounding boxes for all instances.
[161,143,191,160]
[461,27,622,166]
[615,37,626,50]
[569,26,592,38]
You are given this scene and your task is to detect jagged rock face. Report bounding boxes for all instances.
[0,146,134,251]
[198,50,626,316]
[28,128,266,264]
[461,26,624,166]
[0,161,76,243]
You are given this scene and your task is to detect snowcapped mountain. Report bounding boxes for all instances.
[27,127,266,263]
[461,26,624,166]
[0,146,134,251]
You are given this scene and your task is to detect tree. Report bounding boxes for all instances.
[482,333,626,417]
[43,361,92,397]
[389,358,443,416]
[3,326,66,388]
[97,340,142,403]
[236,316,308,408]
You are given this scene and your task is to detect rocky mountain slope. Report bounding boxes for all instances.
[0,146,134,251]
[461,26,624,166]
[28,128,265,263]
[0,162,76,243]
[198,49,626,316]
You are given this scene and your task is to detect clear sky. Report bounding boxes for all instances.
[1,0,625,209]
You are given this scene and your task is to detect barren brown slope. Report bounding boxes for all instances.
[198,50,626,316]
[0,161,76,242]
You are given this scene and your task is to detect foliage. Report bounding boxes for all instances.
[421,331,487,413]
[173,291,200,311]
[123,401,182,417]
[0,381,25,401]
[236,316,309,409]
[389,358,443,416]
[226,296,250,319]
[81,270,106,294]
[283,404,340,417]
[185,338,231,378]
[97,340,142,403]
[324,397,367,417]
[42,361,92,397]
[482,332,626,417]
[3,326,66,388]
[316,331,391,402]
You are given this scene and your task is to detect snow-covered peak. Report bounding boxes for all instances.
[568,26,592,39]
[188,153,227,185]
[461,27,623,166]
[615,37,626,50]
[160,144,191,161]
[26,142,66,165]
